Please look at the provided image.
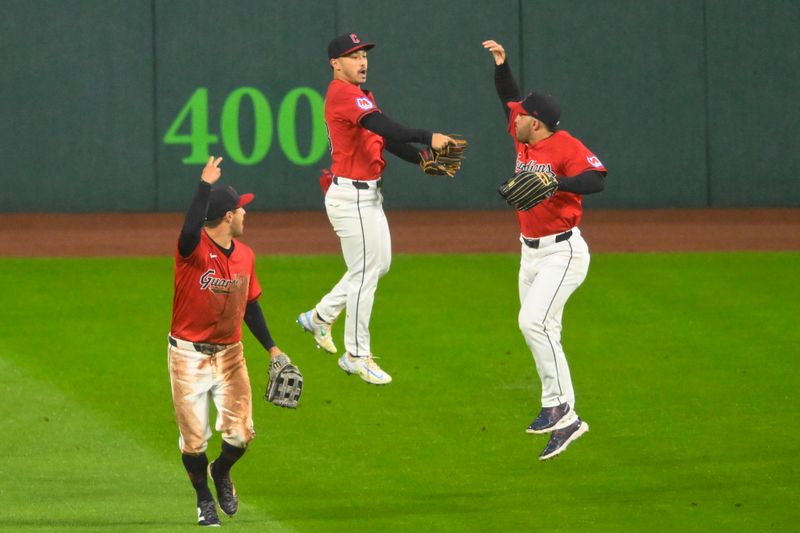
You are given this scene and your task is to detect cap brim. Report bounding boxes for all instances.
[337,42,375,57]
[237,193,254,208]
[507,101,528,115]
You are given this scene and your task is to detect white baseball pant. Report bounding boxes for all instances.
[316,176,391,357]
[518,227,590,409]
[168,337,254,454]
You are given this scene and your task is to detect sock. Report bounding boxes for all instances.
[212,440,246,478]
[182,452,213,503]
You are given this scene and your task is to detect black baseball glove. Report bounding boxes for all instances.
[498,170,558,211]
[265,353,303,409]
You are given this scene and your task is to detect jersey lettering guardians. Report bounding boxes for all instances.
[325,79,385,180]
[508,109,607,238]
[170,230,261,344]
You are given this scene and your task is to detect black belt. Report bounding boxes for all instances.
[522,230,573,249]
[333,176,382,189]
[168,335,228,355]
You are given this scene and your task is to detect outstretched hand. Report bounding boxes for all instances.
[431,133,456,151]
[201,156,223,184]
[482,40,506,66]
[420,135,468,178]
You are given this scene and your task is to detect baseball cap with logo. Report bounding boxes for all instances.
[328,32,375,59]
[507,92,561,130]
[205,185,254,221]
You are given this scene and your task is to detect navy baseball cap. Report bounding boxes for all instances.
[328,32,375,59]
[205,185,254,221]
[508,92,561,130]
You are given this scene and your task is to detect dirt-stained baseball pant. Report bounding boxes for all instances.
[316,176,391,357]
[518,227,590,409]
[168,337,255,454]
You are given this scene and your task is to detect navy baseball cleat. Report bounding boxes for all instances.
[538,418,589,461]
[526,402,578,434]
[208,461,238,517]
[197,498,221,527]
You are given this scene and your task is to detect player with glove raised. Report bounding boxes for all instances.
[483,39,607,461]
[167,156,303,527]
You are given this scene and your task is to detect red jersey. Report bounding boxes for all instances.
[325,79,385,180]
[170,230,261,344]
[508,110,607,237]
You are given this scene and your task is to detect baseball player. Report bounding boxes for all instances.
[168,156,298,526]
[297,32,456,385]
[483,40,607,460]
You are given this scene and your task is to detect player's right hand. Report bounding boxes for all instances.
[201,156,223,184]
[482,40,506,66]
[431,133,456,151]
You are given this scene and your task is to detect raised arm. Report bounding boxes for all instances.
[178,156,222,257]
[482,40,522,120]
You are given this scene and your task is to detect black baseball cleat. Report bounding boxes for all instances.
[197,498,221,527]
[538,418,589,461]
[209,461,238,517]
[526,402,578,434]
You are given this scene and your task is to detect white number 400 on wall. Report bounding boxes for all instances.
[163,87,327,166]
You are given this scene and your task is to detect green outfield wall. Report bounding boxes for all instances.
[2,0,798,211]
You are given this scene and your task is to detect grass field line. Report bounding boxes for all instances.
[0,354,294,532]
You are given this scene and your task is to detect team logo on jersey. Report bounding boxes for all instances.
[515,158,555,177]
[587,155,603,168]
[355,97,374,110]
[199,269,243,294]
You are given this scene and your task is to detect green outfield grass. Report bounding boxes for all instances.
[1,252,798,531]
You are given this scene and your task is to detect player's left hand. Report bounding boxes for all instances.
[265,352,303,409]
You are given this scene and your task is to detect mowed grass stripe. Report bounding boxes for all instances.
[0,355,292,532]
[0,253,798,531]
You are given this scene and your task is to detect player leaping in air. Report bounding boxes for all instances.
[483,39,607,460]
[297,32,464,385]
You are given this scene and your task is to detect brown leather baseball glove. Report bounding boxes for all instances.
[419,137,468,178]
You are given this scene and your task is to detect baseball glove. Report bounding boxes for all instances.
[498,171,559,211]
[419,137,468,178]
[265,353,303,409]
